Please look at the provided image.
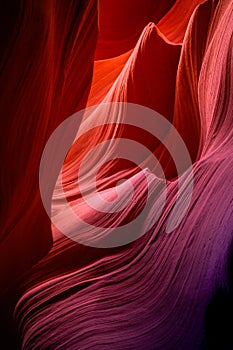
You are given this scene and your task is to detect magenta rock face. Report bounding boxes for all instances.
[0,0,233,349]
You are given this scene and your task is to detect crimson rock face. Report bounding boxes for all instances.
[0,0,233,349]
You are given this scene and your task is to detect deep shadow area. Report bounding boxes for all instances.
[203,246,233,350]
